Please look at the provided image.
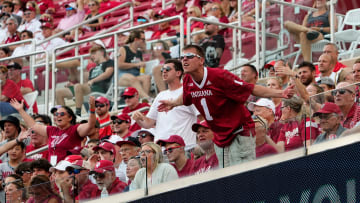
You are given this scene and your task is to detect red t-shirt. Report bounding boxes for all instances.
[15,79,38,114]
[274,103,282,121]
[267,121,284,142]
[171,158,195,178]
[91,178,127,198]
[99,1,123,13]
[342,103,360,129]
[46,124,83,163]
[183,68,255,147]
[193,153,218,174]
[190,21,204,32]
[163,5,187,26]
[122,102,150,132]
[150,27,174,40]
[277,119,319,151]
[37,0,55,14]
[256,143,277,158]
[97,114,112,140]
[2,79,28,108]
[315,61,346,75]
[76,179,98,201]
[26,144,49,161]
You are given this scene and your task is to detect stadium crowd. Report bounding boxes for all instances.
[0,0,359,201]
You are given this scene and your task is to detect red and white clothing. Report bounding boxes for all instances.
[36,37,67,55]
[342,103,360,129]
[90,178,127,198]
[183,67,255,147]
[122,103,150,132]
[97,114,112,139]
[315,61,346,75]
[26,144,48,161]
[15,79,38,114]
[12,44,33,58]
[1,79,28,108]
[267,121,284,142]
[274,103,282,121]
[76,179,98,201]
[17,18,41,34]
[0,32,20,44]
[193,154,218,174]
[163,6,187,26]
[150,27,174,40]
[277,119,320,151]
[57,10,86,31]
[256,143,277,158]
[46,124,83,164]
[171,158,195,178]
[99,1,122,13]
[0,161,15,180]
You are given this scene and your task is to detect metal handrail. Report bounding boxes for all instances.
[51,15,184,111]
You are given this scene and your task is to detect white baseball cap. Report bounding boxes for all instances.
[50,160,72,172]
[247,98,275,114]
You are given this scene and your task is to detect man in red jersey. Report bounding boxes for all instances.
[95,96,112,139]
[158,44,294,167]
[121,87,149,132]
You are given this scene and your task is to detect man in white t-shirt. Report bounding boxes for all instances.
[17,6,41,37]
[36,22,67,60]
[133,59,199,146]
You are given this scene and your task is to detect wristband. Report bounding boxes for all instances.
[90,110,95,114]
[90,108,95,112]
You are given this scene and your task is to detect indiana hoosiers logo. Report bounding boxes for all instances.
[96,162,101,168]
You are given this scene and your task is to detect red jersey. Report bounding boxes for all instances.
[37,0,55,14]
[99,1,122,13]
[163,5,187,26]
[4,33,20,44]
[256,143,277,158]
[91,178,127,198]
[26,144,49,161]
[315,61,346,75]
[193,153,218,174]
[77,179,98,201]
[342,103,360,129]
[97,114,112,139]
[171,158,195,178]
[267,121,284,142]
[2,79,28,108]
[275,103,282,121]
[122,102,150,132]
[150,27,174,40]
[15,79,38,114]
[277,119,319,151]
[46,124,83,163]
[183,68,255,147]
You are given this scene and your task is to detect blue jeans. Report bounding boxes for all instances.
[0,102,18,116]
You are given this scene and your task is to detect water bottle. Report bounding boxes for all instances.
[101,187,108,198]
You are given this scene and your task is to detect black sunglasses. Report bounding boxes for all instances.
[68,168,83,175]
[164,146,183,154]
[161,66,172,73]
[137,133,150,138]
[93,173,105,179]
[180,53,201,60]
[95,103,106,108]
[54,112,66,117]
[112,120,124,125]
[331,89,353,96]
[122,95,134,100]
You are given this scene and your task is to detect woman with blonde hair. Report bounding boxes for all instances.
[129,142,178,190]
[266,77,284,121]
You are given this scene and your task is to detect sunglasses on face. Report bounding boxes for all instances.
[68,168,83,175]
[210,7,219,11]
[137,18,147,23]
[164,146,183,154]
[95,103,106,108]
[180,53,201,60]
[93,172,105,179]
[24,12,31,15]
[137,133,150,138]
[88,3,96,6]
[318,113,335,120]
[5,23,13,26]
[20,170,32,175]
[66,7,75,11]
[3,5,8,8]
[161,66,172,72]
[122,95,134,100]
[112,120,124,125]
[54,112,66,117]
[331,89,353,96]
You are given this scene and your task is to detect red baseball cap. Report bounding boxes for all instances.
[40,22,53,29]
[154,10,170,18]
[264,60,276,69]
[64,155,82,163]
[313,102,342,117]
[110,113,131,123]
[66,160,89,170]
[122,87,138,97]
[95,96,110,105]
[93,142,116,154]
[25,6,36,12]
[191,120,210,132]
[157,135,185,147]
[91,160,115,173]
[66,146,83,156]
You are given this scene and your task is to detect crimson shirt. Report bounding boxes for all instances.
[163,5,187,26]
[171,158,195,178]
[76,179,99,201]
[91,178,127,198]
[150,27,174,40]
[274,103,282,121]
[122,102,150,132]
[256,143,277,158]
[46,124,83,163]
[267,121,284,142]
[15,78,38,114]
[4,33,20,44]
[26,144,49,161]
[183,68,255,147]
[2,79,28,108]
[193,154,218,174]
[342,103,360,129]
[97,114,112,139]
[277,119,319,151]
[315,61,346,75]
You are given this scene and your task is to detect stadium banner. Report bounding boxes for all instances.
[134,142,359,203]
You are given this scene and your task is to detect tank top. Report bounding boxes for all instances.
[119,45,143,76]
[307,10,330,34]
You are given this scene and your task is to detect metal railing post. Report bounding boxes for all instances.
[51,50,56,111]
[232,28,237,67]
[280,0,284,57]
[179,16,184,51]
[80,55,84,84]
[330,0,335,42]
[261,0,267,68]
[237,0,242,56]
[44,52,50,114]
[255,0,260,70]
[113,34,119,110]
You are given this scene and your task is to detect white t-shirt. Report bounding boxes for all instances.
[35,37,68,59]
[17,18,41,34]
[12,44,33,57]
[147,86,199,146]
[315,72,338,84]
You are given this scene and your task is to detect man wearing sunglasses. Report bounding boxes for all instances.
[158,44,295,167]
[333,82,359,129]
[199,16,225,68]
[133,59,199,146]
[61,160,97,202]
[121,87,150,132]
[133,128,155,144]
[90,160,127,198]
[109,113,132,143]
[2,1,21,26]
[313,102,346,144]
[17,6,41,37]
[157,135,195,178]
[54,0,85,33]
[0,17,20,46]
[94,96,112,139]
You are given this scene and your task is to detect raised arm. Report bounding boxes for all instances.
[10,99,47,136]
[77,96,96,137]
[252,84,295,99]
[132,111,156,129]
[77,0,84,12]
[0,129,30,156]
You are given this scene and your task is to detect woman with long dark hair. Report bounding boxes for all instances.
[27,175,62,203]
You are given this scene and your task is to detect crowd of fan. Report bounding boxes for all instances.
[0,0,359,201]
